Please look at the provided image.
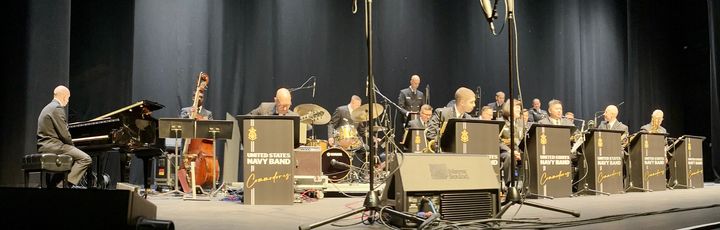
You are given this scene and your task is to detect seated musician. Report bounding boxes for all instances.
[537,99,574,126]
[639,109,669,165]
[499,99,524,186]
[529,98,548,122]
[407,104,432,129]
[598,105,629,136]
[479,106,494,121]
[328,95,363,147]
[37,86,92,188]
[487,91,505,120]
[640,110,667,134]
[426,87,475,150]
[180,92,213,120]
[247,88,299,116]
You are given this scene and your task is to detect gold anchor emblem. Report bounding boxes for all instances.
[414,135,421,144]
[597,137,604,148]
[248,126,258,141]
[688,142,692,151]
[643,139,649,149]
[540,134,548,145]
[460,129,469,143]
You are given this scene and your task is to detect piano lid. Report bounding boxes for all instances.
[90,100,164,121]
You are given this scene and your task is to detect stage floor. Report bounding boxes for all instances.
[149,183,720,229]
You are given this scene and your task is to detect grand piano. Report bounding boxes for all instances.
[69,100,165,189]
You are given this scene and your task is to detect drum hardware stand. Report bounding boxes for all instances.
[494,0,579,218]
[300,1,434,228]
[624,151,652,192]
[572,153,610,196]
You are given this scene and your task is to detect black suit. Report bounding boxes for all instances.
[528,108,548,122]
[640,124,667,134]
[398,87,425,115]
[426,106,472,141]
[37,99,92,185]
[328,105,365,138]
[180,107,213,120]
[487,102,504,120]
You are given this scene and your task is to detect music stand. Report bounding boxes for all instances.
[195,120,234,197]
[158,118,195,197]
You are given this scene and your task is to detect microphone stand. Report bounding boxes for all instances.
[288,76,316,93]
[495,0,580,218]
[299,1,429,229]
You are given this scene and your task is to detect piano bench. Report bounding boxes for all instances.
[22,153,73,188]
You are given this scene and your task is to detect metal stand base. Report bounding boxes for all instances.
[496,187,580,218]
[572,183,610,197]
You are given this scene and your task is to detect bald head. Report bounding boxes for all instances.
[604,105,619,122]
[651,109,664,127]
[454,87,476,113]
[410,75,421,90]
[274,88,292,115]
[53,85,70,106]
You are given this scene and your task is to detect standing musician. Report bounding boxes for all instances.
[499,99,524,186]
[180,92,213,120]
[398,75,425,117]
[426,87,475,146]
[247,88,298,116]
[37,85,93,188]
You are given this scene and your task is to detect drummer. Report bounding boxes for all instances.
[328,95,364,147]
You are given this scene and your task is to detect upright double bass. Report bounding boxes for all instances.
[179,72,219,192]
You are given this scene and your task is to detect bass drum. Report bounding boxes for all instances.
[321,147,352,182]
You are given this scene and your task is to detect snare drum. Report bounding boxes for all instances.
[321,147,352,182]
[334,125,363,150]
[306,139,329,152]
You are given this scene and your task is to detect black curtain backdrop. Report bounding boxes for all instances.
[708,0,720,182]
[2,0,718,185]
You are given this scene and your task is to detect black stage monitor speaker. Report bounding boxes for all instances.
[382,153,500,228]
[0,187,170,229]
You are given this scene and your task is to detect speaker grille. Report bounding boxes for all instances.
[439,191,496,221]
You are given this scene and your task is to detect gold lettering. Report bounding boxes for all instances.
[540,170,571,185]
[245,171,292,189]
[597,169,621,184]
[689,169,703,177]
[645,168,664,181]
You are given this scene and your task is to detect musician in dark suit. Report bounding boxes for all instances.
[640,109,667,134]
[487,91,505,120]
[598,105,629,133]
[328,95,363,146]
[537,99,574,126]
[499,99,525,186]
[407,104,432,129]
[426,87,475,142]
[37,86,92,188]
[528,98,548,122]
[398,75,425,116]
[247,88,299,116]
[180,92,213,119]
[479,106,494,120]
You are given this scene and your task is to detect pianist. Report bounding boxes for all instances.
[37,85,92,188]
[247,88,299,116]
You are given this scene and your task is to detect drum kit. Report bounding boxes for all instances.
[294,103,388,183]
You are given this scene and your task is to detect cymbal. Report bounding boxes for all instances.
[294,104,331,125]
[351,103,384,122]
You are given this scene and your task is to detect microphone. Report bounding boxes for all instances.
[312,77,316,98]
[330,159,351,169]
[479,0,497,34]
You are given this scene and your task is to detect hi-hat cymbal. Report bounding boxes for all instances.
[351,103,384,122]
[294,104,331,125]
